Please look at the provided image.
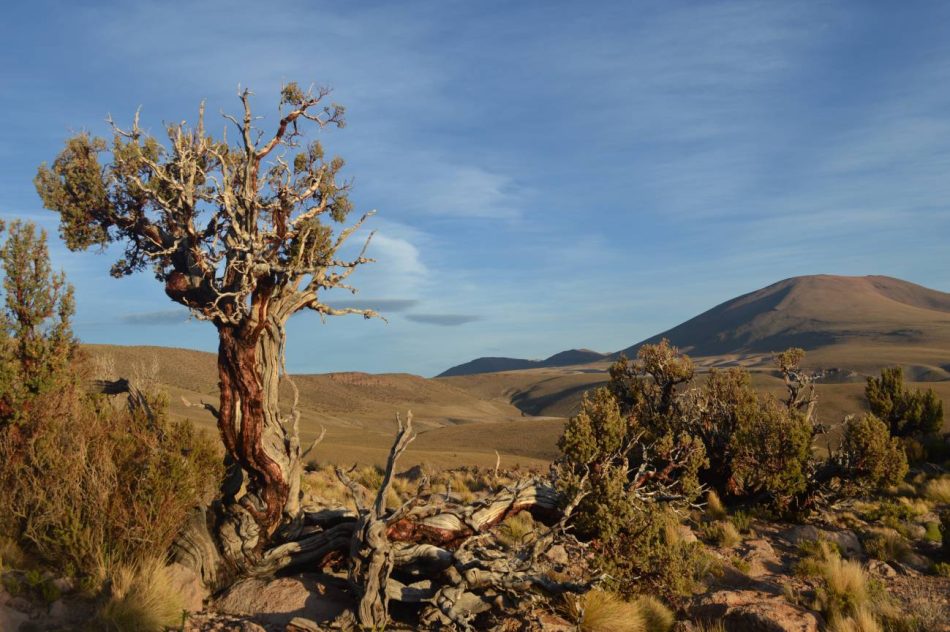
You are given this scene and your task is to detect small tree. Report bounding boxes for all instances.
[35,84,378,569]
[866,367,943,438]
[0,221,76,427]
[834,414,907,493]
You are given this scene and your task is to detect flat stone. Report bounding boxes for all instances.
[691,590,821,632]
[216,574,348,627]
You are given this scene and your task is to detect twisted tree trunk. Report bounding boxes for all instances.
[216,321,301,534]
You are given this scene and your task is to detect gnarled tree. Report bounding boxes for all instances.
[35,83,378,573]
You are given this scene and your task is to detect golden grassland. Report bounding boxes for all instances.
[84,342,949,467]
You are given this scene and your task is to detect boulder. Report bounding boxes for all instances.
[286,617,323,631]
[0,604,29,632]
[783,525,861,557]
[691,590,821,632]
[738,539,782,577]
[165,562,209,613]
[216,573,349,627]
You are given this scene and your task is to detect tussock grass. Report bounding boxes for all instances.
[828,606,883,632]
[631,594,675,632]
[796,538,885,627]
[703,521,741,548]
[862,529,911,563]
[96,557,183,632]
[704,491,727,521]
[923,477,950,504]
[563,589,645,632]
[496,511,537,549]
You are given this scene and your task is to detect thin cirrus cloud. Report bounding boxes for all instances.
[120,309,190,325]
[404,314,482,327]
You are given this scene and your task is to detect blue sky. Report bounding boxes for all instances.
[1,1,948,376]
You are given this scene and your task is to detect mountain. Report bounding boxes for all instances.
[438,349,607,378]
[617,275,950,358]
[440,275,950,377]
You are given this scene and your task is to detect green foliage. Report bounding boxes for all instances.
[0,387,222,580]
[0,222,222,581]
[730,397,814,508]
[866,367,943,438]
[835,414,909,493]
[0,221,76,427]
[556,387,635,541]
[596,507,716,601]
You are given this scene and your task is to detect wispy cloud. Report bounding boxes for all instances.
[120,309,189,325]
[405,314,482,326]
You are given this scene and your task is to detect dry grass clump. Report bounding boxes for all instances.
[828,605,883,632]
[795,538,890,628]
[861,529,911,563]
[703,521,742,548]
[496,511,537,549]
[96,557,183,632]
[922,476,950,504]
[704,491,727,521]
[630,594,675,632]
[562,590,676,632]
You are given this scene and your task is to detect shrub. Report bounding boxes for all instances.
[730,396,813,508]
[866,367,943,439]
[96,557,184,632]
[596,507,716,600]
[835,414,908,493]
[556,387,637,542]
[0,389,222,580]
[0,220,222,582]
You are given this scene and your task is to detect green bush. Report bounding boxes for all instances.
[835,414,908,493]
[866,367,943,439]
[0,220,222,582]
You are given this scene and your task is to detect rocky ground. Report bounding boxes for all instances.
[3,469,949,631]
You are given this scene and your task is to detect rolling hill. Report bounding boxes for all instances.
[83,275,950,467]
[438,348,607,377]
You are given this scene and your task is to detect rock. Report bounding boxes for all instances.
[216,574,349,627]
[286,617,323,631]
[49,598,70,619]
[544,544,570,566]
[0,604,29,632]
[900,552,931,572]
[866,559,898,578]
[738,539,782,577]
[165,562,209,613]
[533,612,575,631]
[240,622,268,632]
[783,525,861,557]
[51,577,74,594]
[691,590,821,632]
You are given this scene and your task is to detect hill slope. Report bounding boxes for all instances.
[618,275,950,358]
[439,348,607,377]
